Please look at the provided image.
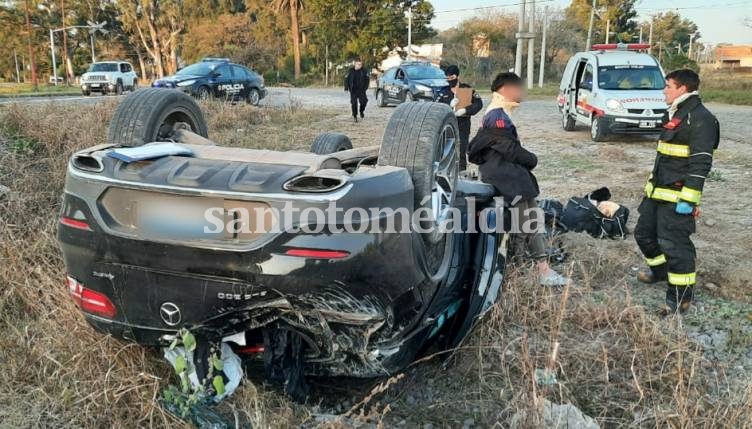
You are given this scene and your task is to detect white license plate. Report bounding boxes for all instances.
[639,120,656,128]
[90,84,100,87]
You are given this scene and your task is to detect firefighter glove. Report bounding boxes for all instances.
[676,201,694,215]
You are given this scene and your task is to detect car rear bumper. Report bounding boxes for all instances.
[601,114,663,135]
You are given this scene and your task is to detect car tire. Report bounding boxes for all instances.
[310,133,353,154]
[590,116,607,142]
[376,90,387,107]
[82,90,90,96]
[404,91,414,103]
[379,102,458,279]
[196,86,211,101]
[131,81,138,92]
[115,81,123,96]
[562,112,576,131]
[247,88,261,106]
[107,87,209,147]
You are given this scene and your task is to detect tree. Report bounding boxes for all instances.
[274,0,303,80]
[649,11,699,56]
[565,0,638,46]
[23,0,39,89]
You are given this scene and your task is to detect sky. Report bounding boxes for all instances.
[429,0,752,45]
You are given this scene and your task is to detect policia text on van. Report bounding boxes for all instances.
[634,69,720,315]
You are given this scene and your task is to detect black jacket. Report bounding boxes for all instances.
[648,94,719,204]
[468,118,540,201]
[344,68,369,93]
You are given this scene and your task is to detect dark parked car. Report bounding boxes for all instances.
[152,58,267,105]
[57,89,507,400]
[375,62,453,107]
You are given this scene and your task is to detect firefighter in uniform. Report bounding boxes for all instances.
[635,69,720,314]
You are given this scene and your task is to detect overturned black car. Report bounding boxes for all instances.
[57,89,508,399]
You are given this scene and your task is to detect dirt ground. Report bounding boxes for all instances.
[1,91,751,428]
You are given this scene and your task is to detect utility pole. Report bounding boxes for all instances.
[50,30,58,86]
[407,3,413,60]
[586,0,596,50]
[648,19,653,55]
[539,6,548,88]
[14,49,21,83]
[515,0,526,76]
[23,0,38,90]
[639,25,643,44]
[526,0,535,89]
[60,0,70,84]
[324,44,329,86]
[605,19,610,44]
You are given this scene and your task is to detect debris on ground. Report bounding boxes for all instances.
[510,399,600,429]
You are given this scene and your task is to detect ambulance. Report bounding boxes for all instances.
[557,43,667,142]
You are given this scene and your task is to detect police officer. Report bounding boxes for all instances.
[344,60,369,122]
[444,65,483,171]
[635,69,720,315]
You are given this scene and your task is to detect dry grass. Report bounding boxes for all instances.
[1,100,751,428]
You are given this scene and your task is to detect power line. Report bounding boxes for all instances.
[433,0,556,15]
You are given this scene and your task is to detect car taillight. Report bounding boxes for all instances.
[60,216,92,231]
[285,248,350,259]
[66,275,117,319]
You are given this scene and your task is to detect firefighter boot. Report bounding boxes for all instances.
[659,286,693,316]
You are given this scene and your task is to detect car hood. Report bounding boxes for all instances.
[412,78,449,88]
[597,89,668,109]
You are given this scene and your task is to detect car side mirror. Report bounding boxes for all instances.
[210,71,220,78]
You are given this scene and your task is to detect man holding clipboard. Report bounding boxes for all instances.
[444,65,483,171]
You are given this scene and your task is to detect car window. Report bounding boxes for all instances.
[404,65,446,80]
[395,68,405,80]
[215,65,232,78]
[384,67,397,80]
[580,64,594,88]
[88,63,118,72]
[598,65,665,90]
[176,63,214,76]
[232,66,249,79]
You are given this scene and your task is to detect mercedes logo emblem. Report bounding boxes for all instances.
[645,109,654,116]
[160,302,181,326]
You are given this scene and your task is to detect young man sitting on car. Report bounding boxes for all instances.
[468,72,570,287]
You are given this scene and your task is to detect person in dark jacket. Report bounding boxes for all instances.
[468,72,569,287]
[444,65,484,171]
[344,60,369,122]
[634,69,720,315]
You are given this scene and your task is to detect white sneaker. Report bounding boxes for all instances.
[539,270,571,287]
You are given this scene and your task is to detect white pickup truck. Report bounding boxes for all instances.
[80,61,138,96]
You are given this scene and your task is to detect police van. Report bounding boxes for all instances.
[557,43,667,142]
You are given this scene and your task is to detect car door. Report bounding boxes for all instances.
[394,68,407,101]
[232,65,251,99]
[575,61,595,124]
[211,65,233,99]
[380,67,396,101]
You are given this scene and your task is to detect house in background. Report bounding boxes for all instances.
[714,45,752,70]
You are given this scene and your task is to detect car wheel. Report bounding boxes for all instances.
[310,133,353,154]
[82,90,90,96]
[590,116,607,142]
[107,87,208,147]
[131,81,138,92]
[562,112,576,131]
[376,90,387,107]
[379,102,458,280]
[115,81,123,96]
[196,86,211,101]
[247,88,261,106]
